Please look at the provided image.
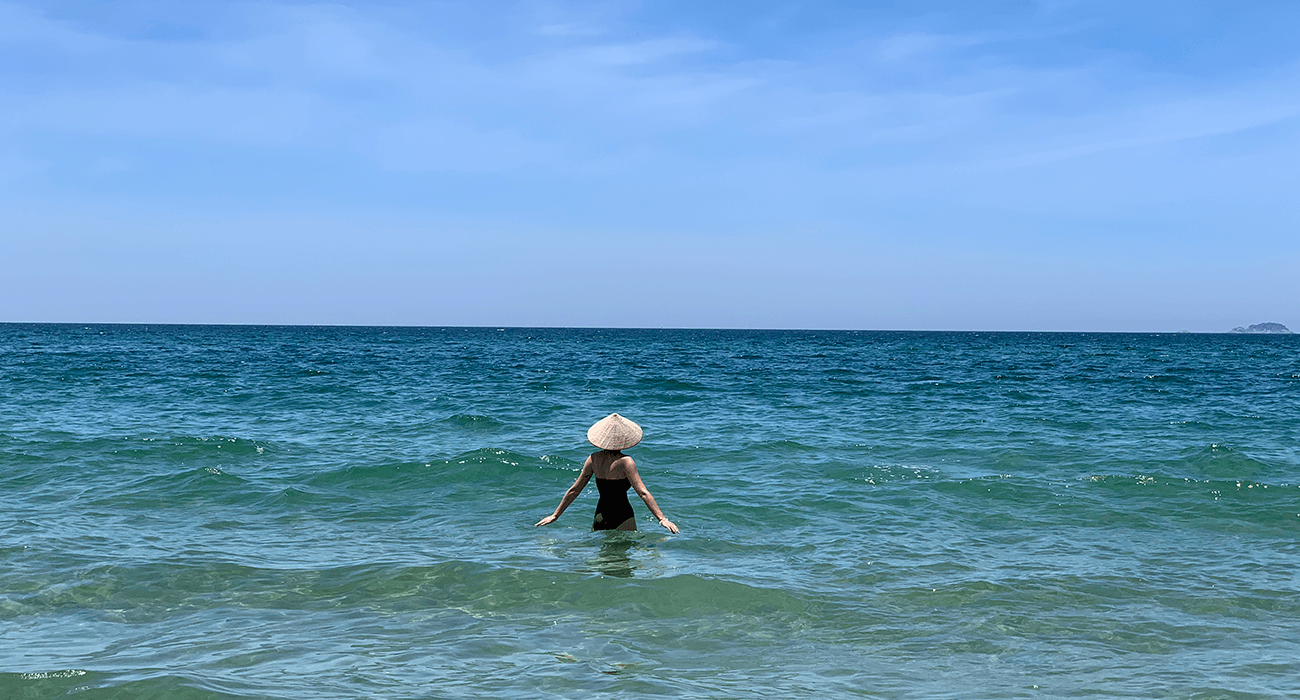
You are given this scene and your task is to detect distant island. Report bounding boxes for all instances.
[1229,322,1292,334]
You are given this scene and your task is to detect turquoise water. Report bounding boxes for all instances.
[2,325,1298,699]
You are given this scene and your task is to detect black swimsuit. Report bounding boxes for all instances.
[593,477,634,530]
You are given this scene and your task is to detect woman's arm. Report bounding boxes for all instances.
[535,458,594,527]
[624,458,679,533]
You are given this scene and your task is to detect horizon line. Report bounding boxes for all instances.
[0,321,1291,335]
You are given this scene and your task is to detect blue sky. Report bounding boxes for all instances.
[3,0,1298,330]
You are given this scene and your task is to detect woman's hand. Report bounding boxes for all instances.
[658,518,679,534]
[535,514,558,527]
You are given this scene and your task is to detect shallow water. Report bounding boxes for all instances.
[2,325,1298,698]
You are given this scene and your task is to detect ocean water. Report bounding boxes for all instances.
[2,325,1298,699]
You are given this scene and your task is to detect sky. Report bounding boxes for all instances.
[2,0,1298,330]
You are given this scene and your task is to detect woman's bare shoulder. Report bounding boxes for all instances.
[613,454,637,476]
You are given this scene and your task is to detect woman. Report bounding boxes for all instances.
[535,413,679,533]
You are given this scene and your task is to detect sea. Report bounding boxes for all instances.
[2,324,1298,699]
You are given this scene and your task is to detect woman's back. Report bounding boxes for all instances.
[589,450,631,480]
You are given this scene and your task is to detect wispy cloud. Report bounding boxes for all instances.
[3,1,1299,235]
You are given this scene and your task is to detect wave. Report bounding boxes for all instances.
[442,414,506,429]
[1,559,816,621]
[740,440,821,457]
[80,466,257,510]
[1179,442,1281,480]
[256,484,358,510]
[637,377,710,392]
[0,671,261,700]
[831,463,940,485]
[1,435,274,471]
[1040,471,1300,532]
[305,449,578,490]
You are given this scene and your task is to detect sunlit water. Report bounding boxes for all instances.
[2,325,1298,699]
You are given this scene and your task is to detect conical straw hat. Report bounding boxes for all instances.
[587,413,643,451]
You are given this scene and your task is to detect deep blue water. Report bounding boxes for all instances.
[2,325,1298,699]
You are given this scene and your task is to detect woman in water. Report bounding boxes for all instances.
[535,413,679,533]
